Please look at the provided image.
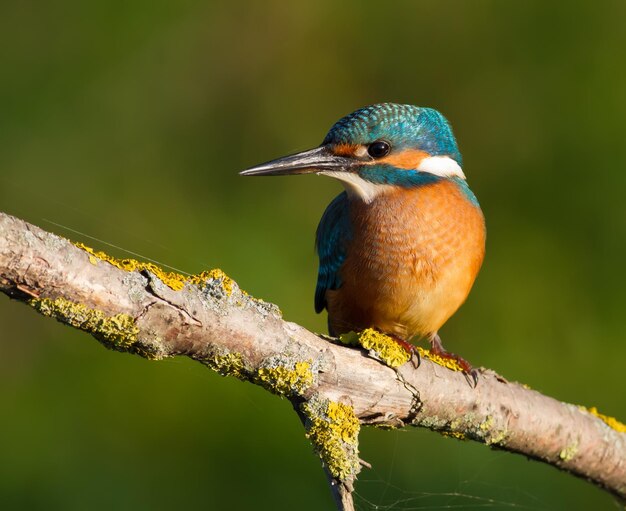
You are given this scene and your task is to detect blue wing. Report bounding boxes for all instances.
[315,192,352,313]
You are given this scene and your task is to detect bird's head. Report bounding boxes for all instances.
[241,103,465,202]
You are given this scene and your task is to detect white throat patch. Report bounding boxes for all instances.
[417,156,465,179]
[320,171,393,203]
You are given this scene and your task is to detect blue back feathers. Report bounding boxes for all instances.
[315,192,351,313]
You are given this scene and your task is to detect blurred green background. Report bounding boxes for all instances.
[1,1,625,509]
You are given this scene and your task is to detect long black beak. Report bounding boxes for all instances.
[240,146,356,176]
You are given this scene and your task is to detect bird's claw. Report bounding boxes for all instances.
[387,333,421,368]
[464,368,479,388]
[410,348,421,369]
[430,333,479,388]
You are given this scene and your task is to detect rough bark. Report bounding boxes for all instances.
[0,211,624,509]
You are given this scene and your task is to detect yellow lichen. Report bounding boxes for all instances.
[581,406,626,434]
[425,413,507,445]
[339,328,467,371]
[442,431,467,440]
[203,352,247,379]
[559,441,579,462]
[479,415,494,432]
[73,242,235,295]
[30,297,139,351]
[485,428,508,445]
[449,417,465,430]
[256,361,314,397]
[416,346,465,372]
[303,398,361,481]
[472,415,507,445]
[193,268,235,295]
[340,328,411,368]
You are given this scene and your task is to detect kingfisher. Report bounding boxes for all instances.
[241,103,486,382]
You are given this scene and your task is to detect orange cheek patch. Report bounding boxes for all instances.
[332,144,360,156]
[376,149,429,169]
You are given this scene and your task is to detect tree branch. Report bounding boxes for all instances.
[1,211,624,508]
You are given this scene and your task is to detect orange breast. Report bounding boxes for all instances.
[326,180,486,339]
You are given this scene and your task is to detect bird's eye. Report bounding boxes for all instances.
[367,140,391,158]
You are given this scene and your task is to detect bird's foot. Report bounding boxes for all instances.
[386,333,420,368]
[430,333,478,387]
